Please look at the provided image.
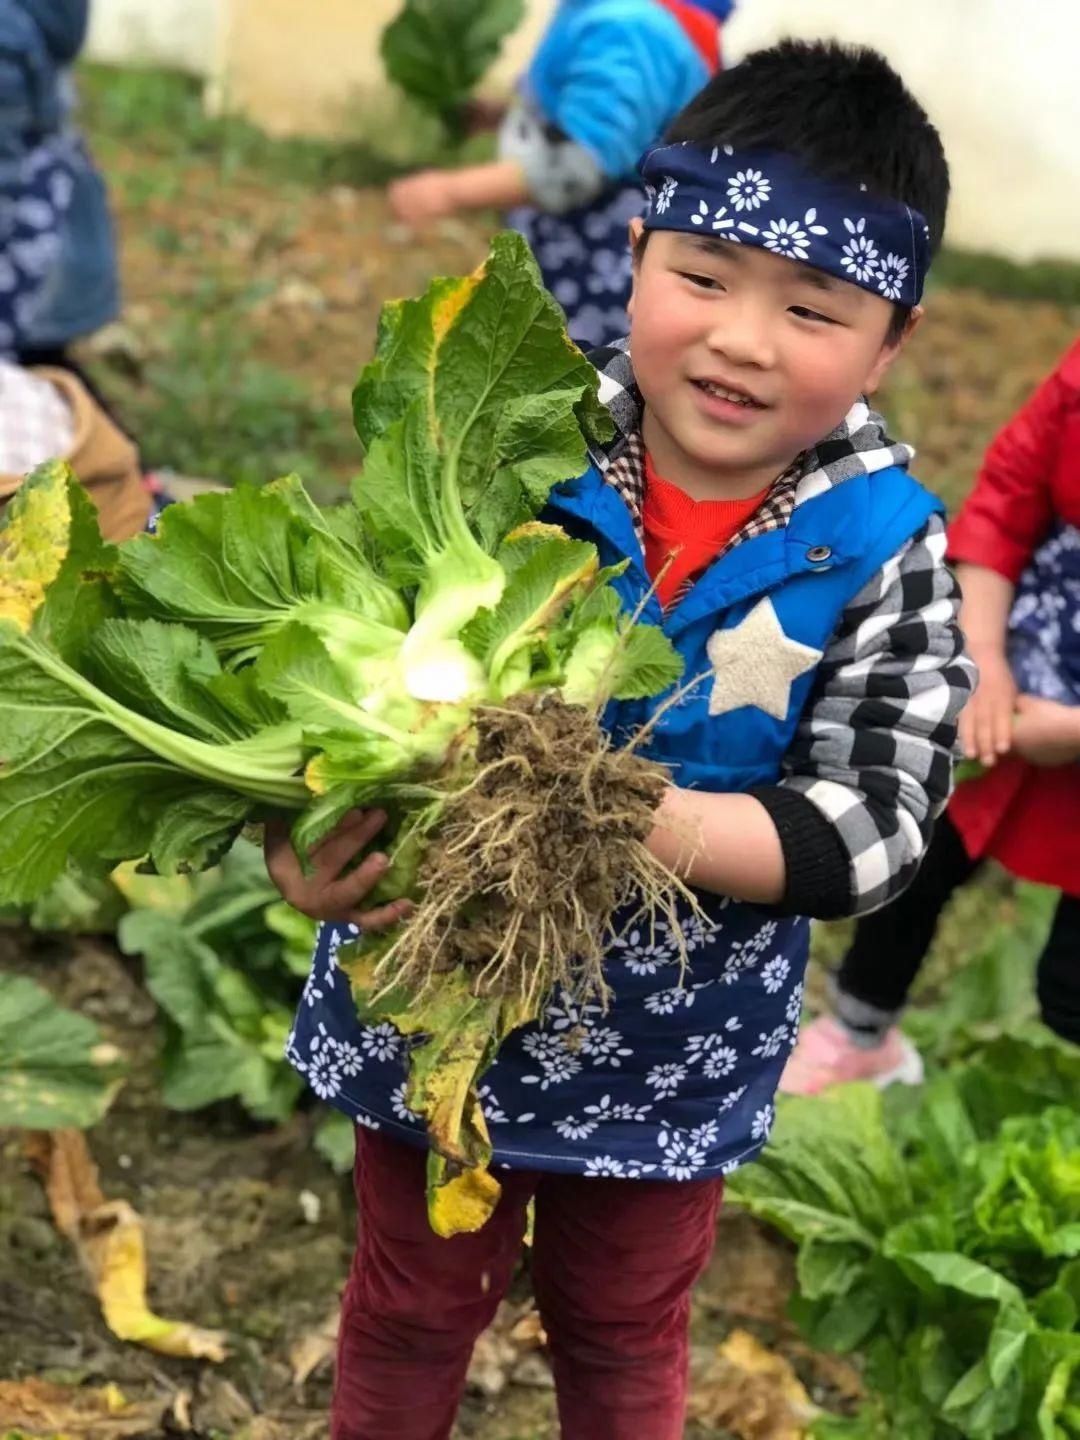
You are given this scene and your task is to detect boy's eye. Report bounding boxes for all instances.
[680,271,725,291]
[790,305,836,324]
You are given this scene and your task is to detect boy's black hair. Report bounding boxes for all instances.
[651,39,950,343]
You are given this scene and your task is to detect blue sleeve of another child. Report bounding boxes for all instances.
[14,1,89,64]
[530,3,711,182]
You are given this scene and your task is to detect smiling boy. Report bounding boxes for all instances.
[273,39,976,1440]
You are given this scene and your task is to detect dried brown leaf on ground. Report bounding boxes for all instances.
[289,1303,341,1388]
[688,1328,819,1440]
[698,1209,796,1325]
[787,1338,865,1408]
[0,1377,162,1436]
[467,1301,551,1398]
[26,1129,229,1361]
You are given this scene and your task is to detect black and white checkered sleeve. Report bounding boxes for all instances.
[753,513,977,918]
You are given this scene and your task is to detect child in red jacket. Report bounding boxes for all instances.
[784,340,1080,1093]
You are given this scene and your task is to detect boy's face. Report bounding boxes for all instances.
[627,223,914,497]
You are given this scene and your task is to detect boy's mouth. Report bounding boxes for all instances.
[692,378,766,409]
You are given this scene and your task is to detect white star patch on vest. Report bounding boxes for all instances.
[706,597,823,721]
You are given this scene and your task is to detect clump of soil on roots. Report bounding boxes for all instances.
[379,693,695,1011]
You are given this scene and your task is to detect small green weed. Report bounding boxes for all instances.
[933,247,1080,307]
[78,62,493,189]
[102,281,352,492]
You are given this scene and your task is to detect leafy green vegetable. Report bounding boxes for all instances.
[0,234,668,902]
[0,974,125,1128]
[381,0,526,133]
[0,232,684,1232]
[314,1109,357,1174]
[116,839,315,1123]
[731,1036,1080,1439]
[902,883,1056,1065]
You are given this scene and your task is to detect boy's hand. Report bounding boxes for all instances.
[388,171,459,226]
[264,809,413,930]
[959,652,1017,767]
[1009,694,1080,767]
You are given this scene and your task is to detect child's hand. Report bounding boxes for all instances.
[264,808,413,930]
[959,652,1017,767]
[1009,694,1080,767]
[388,171,459,226]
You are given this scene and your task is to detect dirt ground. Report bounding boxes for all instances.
[1,927,864,1440]
[3,70,1079,1440]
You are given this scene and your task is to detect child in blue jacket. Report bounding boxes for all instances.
[272,39,974,1440]
[389,0,733,347]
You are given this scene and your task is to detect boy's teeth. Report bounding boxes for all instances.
[699,380,755,406]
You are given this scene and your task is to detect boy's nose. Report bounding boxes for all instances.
[706,302,775,370]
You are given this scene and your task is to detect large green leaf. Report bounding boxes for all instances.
[731,1084,911,1238]
[381,0,526,125]
[904,884,1055,1063]
[0,620,269,901]
[0,974,124,1128]
[0,471,316,903]
[352,231,612,572]
[118,908,218,1033]
[117,477,408,659]
[116,837,309,1123]
[891,1254,1032,1389]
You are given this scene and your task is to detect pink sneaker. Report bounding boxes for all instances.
[780,1016,924,1096]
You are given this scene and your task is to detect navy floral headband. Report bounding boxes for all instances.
[640,143,931,306]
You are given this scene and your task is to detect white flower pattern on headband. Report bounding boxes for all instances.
[877,252,911,301]
[655,177,678,214]
[690,200,737,236]
[763,218,810,260]
[841,218,880,284]
[727,169,771,212]
[638,144,930,305]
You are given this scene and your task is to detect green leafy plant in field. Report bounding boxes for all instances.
[114,840,316,1123]
[113,285,349,490]
[79,62,447,187]
[730,1033,1080,1439]
[902,882,1057,1065]
[382,0,525,137]
[0,974,125,1129]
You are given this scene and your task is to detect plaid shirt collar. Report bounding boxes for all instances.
[586,339,914,559]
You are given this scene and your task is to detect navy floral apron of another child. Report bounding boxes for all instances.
[507,184,644,351]
[1008,522,1080,702]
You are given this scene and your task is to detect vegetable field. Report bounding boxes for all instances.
[1,64,1079,1440]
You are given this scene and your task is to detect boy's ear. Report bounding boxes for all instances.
[627,218,645,318]
[864,304,924,395]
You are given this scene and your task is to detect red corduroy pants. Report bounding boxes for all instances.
[331,1128,723,1440]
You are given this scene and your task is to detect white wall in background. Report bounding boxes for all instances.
[722,0,1079,262]
[85,0,224,75]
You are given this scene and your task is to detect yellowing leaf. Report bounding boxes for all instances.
[432,271,480,343]
[109,862,196,917]
[689,1328,819,1440]
[0,1377,160,1437]
[29,1130,229,1362]
[0,460,74,631]
[289,1305,341,1388]
[339,964,531,1236]
[428,1152,503,1238]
